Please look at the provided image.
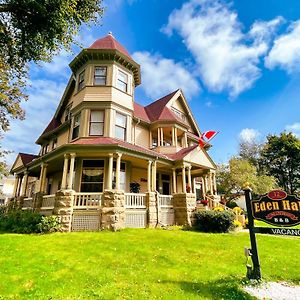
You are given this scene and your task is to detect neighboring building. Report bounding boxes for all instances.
[0,176,14,206]
[10,33,218,231]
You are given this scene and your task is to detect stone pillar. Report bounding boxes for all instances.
[152,160,157,191]
[67,153,76,189]
[173,193,196,226]
[115,153,122,190]
[61,154,69,189]
[54,190,74,232]
[20,172,29,197]
[101,190,125,231]
[33,192,44,211]
[147,161,152,192]
[172,168,177,194]
[146,192,157,227]
[182,165,186,193]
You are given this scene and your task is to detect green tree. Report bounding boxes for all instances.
[238,139,262,170]
[0,0,104,132]
[260,132,300,194]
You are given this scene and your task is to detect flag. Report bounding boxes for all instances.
[199,130,219,147]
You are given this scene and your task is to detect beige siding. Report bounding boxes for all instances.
[57,129,69,146]
[135,125,150,148]
[185,148,215,169]
[130,167,148,193]
[171,98,186,113]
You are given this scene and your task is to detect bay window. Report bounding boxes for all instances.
[94,66,107,85]
[115,112,127,140]
[72,113,81,140]
[78,70,85,91]
[89,111,104,136]
[117,70,128,92]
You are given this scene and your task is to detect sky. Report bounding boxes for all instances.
[3,0,300,166]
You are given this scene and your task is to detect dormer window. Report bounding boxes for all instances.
[78,70,85,91]
[89,111,104,136]
[117,70,128,92]
[115,112,127,140]
[94,67,107,85]
[72,113,81,140]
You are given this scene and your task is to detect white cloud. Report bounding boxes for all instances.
[239,128,260,143]
[132,51,201,99]
[205,101,212,107]
[285,122,300,133]
[3,79,66,166]
[265,20,300,73]
[162,0,282,97]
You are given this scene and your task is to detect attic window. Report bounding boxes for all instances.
[94,67,107,85]
[171,107,186,122]
[78,70,85,91]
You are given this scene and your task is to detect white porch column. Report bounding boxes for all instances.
[21,171,29,197]
[13,175,20,197]
[213,172,217,195]
[157,128,161,147]
[61,154,69,190]
[172,127,175,146]
[202,176,206,195]
[67,153,76,189]
[172,167,177,194]
[115,153,122,190]
[182,165,186,193]
[193,177,196,194]
[107,153,114,190]
[184,132,188,148]
[187,165,192,191]
[174,127,178,147]
[147,161,152,192]
[160,128,164,146]
[151,160,157,191]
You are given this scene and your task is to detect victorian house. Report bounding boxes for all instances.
[10,33,218,231]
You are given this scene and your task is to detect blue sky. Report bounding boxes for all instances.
[3,0,300,165]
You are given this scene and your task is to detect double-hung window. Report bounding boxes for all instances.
[81,160,104,192]
[94,67,107,85]
[89,111,104,136]
[72,113,81,140]
[117,70,128,92]
[78,70,85,91]
[115,112,127,140]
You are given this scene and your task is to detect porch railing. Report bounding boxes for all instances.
[23,197,33,208]
[158,195,173,208]
[125,193,146,208]
[41,194,55,208]
[73,192,103,209]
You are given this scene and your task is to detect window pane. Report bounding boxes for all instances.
[91,111,104,122]
[74,114,81,126]
[95,67,106,76]
[117,80,127,92]
[115,126,125,140]
[118,71,128,83]
[72,127,79,139]
[94,77,106,85]
[90,123,104,135]
[116,113,126,127]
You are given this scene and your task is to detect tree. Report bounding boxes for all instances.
[217,158,276,201]
[260,132,300,194]
[0,0,104,132]
[239,139,262,170]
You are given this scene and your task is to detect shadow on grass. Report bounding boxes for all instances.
[162,277,254,299]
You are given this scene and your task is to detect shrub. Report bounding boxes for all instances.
[233,219,242,228]
[37,216,61,233]
[0,209,42,233]
[213,206,224,212]
[226,201,238,209]
[195,210,235,233]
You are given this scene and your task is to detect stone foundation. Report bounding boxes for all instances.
[173,193,196,226]
[33,192,45,211]
[53,190,74,232]
[146,192,157,227]
[101,190,125,231]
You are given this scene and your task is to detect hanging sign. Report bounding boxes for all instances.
[251,190,300,227]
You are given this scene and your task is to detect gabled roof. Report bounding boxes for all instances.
[10,153,39,173]
[133,103,150,123]
[89,33,131,59]
[41,117,62,136]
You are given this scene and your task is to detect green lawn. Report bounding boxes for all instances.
[0,229,299,300]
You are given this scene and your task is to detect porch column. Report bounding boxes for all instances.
[172,167,177,194]
[202,176,206,195]
[151,160,157,191]
[160,128,164,146]
[67,153,76,189]
[193,177,196,194]
[149,131,152,148]
[147,160,152,192]
[213,172,217,195]
[107,153,114,190]
[187,165,192,192]
[37,164,44,193]
[209,172,213,194]
[21,171,29,197]
[184,132,188,147]
[115,153,122,190]
[61,153,69,189]
[157,128,161,147]
[41,163,48,193]
[174,128,178,147]
[13,175,20,197]
[171,127,175,146]
[182,165,186,193]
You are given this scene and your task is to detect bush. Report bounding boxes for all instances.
[195,210,235,233]
[0,209,42,233]
[37,216,61,233]
[226,201,238,209]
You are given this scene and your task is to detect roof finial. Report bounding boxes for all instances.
[108,31,113,37]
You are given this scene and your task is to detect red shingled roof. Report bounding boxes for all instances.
[71,137,169,159]
[166,144,198,160]
[19,153,38,165]
[89,33,131,59]
[41,117,62,136]
[133,103,150,122]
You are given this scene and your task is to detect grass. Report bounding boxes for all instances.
[0,229,299,299]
